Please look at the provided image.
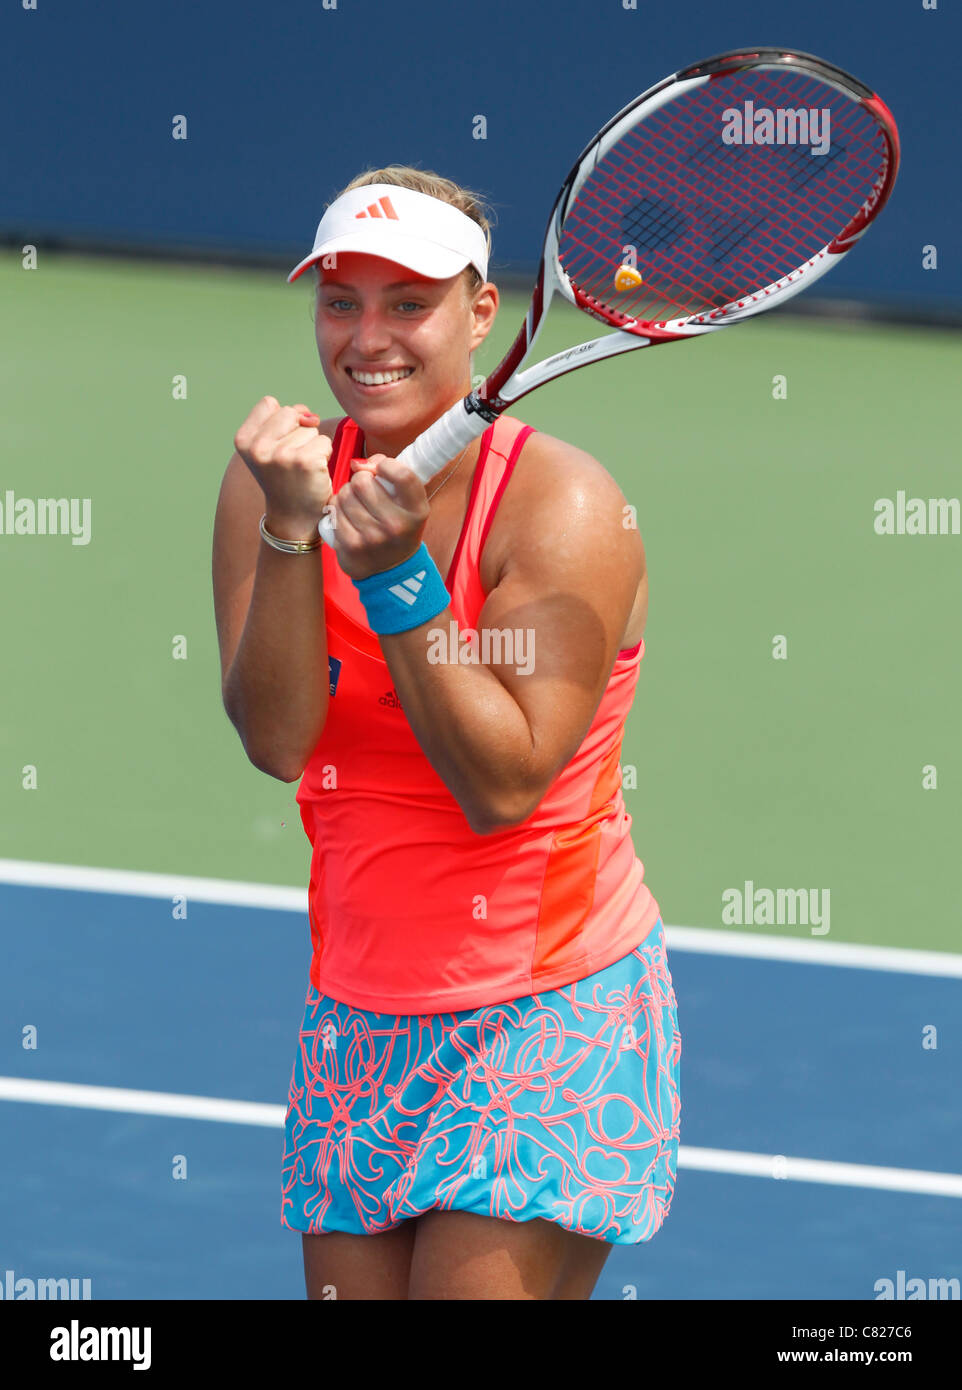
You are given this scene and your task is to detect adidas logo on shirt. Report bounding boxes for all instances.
[379,689,403,709]
[387,571,427,606]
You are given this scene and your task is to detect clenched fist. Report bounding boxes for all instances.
[233,396,333,541]
[327,453,433,580]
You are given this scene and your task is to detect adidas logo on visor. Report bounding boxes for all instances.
[388,571,427,606]
[355,196,399,220]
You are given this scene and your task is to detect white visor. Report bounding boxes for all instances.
[287,183,489,285]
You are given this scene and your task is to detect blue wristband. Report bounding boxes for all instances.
[352,542,451,635]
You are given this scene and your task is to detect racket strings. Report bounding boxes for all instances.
[559,69,888,325]
[568,77,879,316]
[574,117,874,318]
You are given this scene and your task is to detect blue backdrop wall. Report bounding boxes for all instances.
[1,0,956,310]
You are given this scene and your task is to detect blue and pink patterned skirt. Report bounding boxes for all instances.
[281,918,681,1245]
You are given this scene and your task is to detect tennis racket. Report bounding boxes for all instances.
[317,46,899,545]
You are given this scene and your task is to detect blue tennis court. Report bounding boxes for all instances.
[2,869,958,1300]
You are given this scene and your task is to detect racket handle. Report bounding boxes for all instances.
[316,461,400,547]
[397,393,494,482]
[317,393,496,547]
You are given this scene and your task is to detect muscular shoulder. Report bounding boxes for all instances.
[481,427,641,590]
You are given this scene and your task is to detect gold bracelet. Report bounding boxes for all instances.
[259,513,323,554]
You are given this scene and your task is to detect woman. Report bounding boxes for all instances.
[212,167,681,1301]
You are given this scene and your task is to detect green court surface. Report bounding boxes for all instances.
[1,250,960,953]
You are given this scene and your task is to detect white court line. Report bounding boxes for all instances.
[664,925,962,978]
[680,1146,962,1199]
[1,1076,960,1198]
[0,858,307,912]
[0,1077,283,1128]
[2,858,961,978]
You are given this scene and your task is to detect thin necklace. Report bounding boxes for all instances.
[362,440,471,502]
[425,442,471,503]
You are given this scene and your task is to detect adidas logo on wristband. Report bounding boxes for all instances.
[388,571,427,606]
[352,543,449,635]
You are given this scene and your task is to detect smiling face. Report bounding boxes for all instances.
[314,251,497,459]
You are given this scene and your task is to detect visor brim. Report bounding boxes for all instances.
[287,232,476,284]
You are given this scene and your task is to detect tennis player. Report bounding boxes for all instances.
[212,167,681,1301]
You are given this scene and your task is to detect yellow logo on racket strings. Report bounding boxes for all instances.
[614,264,643,292]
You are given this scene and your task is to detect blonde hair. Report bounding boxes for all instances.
[319,165,494,296]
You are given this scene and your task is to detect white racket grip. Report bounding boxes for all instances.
[397,395,491,482]
[317,395,494,546]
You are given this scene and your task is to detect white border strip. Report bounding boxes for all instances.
[2,860,960,979]
[664,925,962,979]
[679,1146,962,1199]
[1,1076,959,1198]
[0,1077,285,1128]
[0,858,307,912]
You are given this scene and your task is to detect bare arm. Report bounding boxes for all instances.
[212,403,338,782]
[376,438,643,833]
